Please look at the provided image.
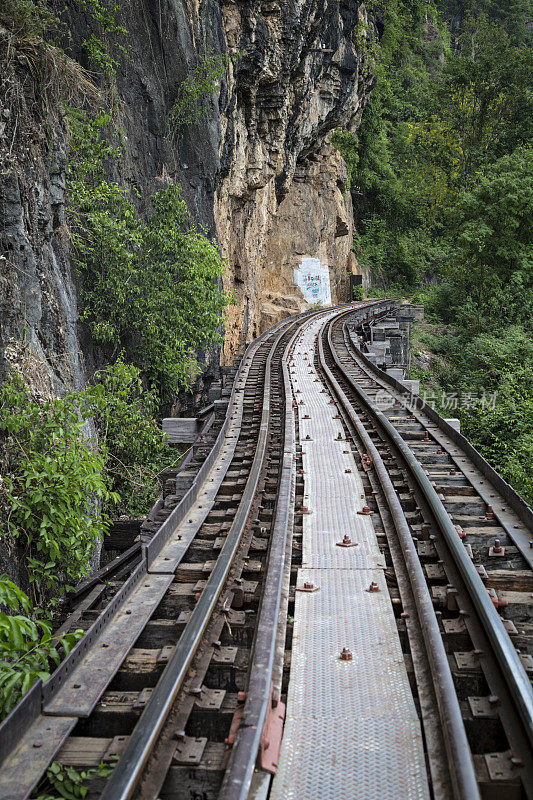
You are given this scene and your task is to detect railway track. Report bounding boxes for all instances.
[0,300,383,800]
[0,299,531,800]
[314,308,533,799]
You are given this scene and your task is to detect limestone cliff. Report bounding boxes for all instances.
[258,142,355,331]
[0,0,376,392]
[0,26,83,392]
[217,0,374,360]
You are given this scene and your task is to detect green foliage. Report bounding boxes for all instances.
[0,355,181,599]
[86,360,176,515]
[0,577,82,720]
[354,1,532,288]
[76,0,128,81]
[437,14,532,175]
[452,149,533,323]
[66,107,124,185]
[67,109,230,399]
[169,49,230,131]
[0,353,181,605]
[0,373,117,600]
[331,129,359,189]
[460,385,533,503]
[350,0,532,503]
[365,286,400,299]
[0,0,59,37]
[354,0,448,281]
[411,313,533,504]
[36,760,116,800]
[409,282,460,324]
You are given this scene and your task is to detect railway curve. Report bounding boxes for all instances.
[0,300,531,800]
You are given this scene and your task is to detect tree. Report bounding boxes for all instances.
[67,110,231,399]
[452,148,533,321]
[437,15,533,179]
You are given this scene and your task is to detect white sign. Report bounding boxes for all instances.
[294,257,332,306]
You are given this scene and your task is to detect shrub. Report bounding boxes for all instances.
[0,0,58,37]
[169,49,230,130]
[0,576,82,719]
[410,321,533,506]
[86,360,177,515]
[0,372,117,600]
[67,109,231,399]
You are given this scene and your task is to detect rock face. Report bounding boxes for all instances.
[217,0,374,360]
[258,142,355,331]
[0,27,84,392]
[0,0,375,391]
[0,0,375,589]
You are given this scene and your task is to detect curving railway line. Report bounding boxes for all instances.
[0,300,531,800]
[316,307,533,800]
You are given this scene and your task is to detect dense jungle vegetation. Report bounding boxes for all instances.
[335,0,533,504]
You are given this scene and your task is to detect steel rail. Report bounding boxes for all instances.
[0,301,390,800]
[319,311,479,800]
[103,303,383,800]
[217,313,311,800]
[350,321,533,560]
[37,325,274,710]
[217,302,388,800]
[144,317,290,570]
[218,302,391,800]
[0,311,317,800]
[328,311,533,746]
[100,318,298,800]
[0,303,387,800]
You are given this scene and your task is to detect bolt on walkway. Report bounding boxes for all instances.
[270,313,430,800]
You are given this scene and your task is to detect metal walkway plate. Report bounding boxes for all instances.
[0,715,76,800]
[287,569,417,719]
[274,716,428,800]
[271,314,430,800]
[149,339,261,574]
[44,573,173,717]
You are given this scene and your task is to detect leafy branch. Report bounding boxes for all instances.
[0,577,83,719]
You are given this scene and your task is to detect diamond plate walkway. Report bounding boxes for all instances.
[270,313,430,800]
